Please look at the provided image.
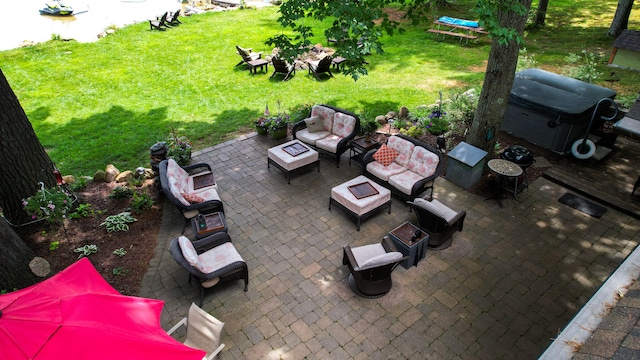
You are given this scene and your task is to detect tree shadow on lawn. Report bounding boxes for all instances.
[29,105,174,175]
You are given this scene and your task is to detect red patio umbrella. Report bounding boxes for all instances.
[0,258,205,360]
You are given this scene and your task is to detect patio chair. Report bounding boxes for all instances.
[149,12,169,31]
[170,232,249,306]
[342,237,407,298]
[407,198,466,250]
[270,56,296,81]
[235,45,262,67]
[307,56,333,80]
[167,303,225,360]
[158,159,224,221]
[167,9,182,26]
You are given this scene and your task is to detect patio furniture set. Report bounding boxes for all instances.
[149,9,182,31]
[235,45,344,80]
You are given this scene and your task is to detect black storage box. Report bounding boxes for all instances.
[501,68,616,154]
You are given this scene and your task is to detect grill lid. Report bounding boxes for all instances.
[502,145,533,166]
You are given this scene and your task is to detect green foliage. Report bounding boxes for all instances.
[129,176,144,188]
[400,125,424,138]
[49,241,59,251]
[130,192,154,214]
[100,212,137,232]
[471,0,529,45]
[113,247,127,256]
[68,203,95,219]
[113,267,129,276]
[443,89,479,137]
[617,94,638,109]
[22,184,74,224]
[69,177,89,191]
[359,113,381,135]
[51,33,61,41]
[109,186,134,200]
[516,47,538,72]
[563,50,604,83]
[74,244,98,258]
[167,126,192,166]
[289,102,315,122]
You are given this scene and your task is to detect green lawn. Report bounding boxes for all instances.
[1,0,638,176]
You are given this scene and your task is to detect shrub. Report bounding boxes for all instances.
[167,125,192,166]
[444,88,479,137]
[563,50,603,83]
[130,192,154,214]
[68,203,95,219]
[109,186,134,200]
[289,102,315,122]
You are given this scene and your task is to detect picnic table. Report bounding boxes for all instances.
[427,16,487,45]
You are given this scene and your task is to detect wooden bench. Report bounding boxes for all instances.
[428,20,487,45]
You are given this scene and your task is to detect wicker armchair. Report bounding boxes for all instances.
[342,237,407,298]
[407,198,466,250]
[170,232,248,306]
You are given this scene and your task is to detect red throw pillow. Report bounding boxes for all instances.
[182,192,205,204]
[373,144,399,166]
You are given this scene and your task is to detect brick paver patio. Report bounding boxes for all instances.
[140,133,640,359]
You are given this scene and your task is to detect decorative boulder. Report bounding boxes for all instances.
[116,170,134,183]
[399,106,409,119]
[376,115,387,124]
[93,170,106,182]
[385,111,397,119]
[105,164,120,182]
[29,257,51,277]
[62,175,76,184]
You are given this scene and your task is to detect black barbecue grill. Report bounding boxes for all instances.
[501,145,534,188]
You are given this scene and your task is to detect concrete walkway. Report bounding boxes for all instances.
[139,133,640,359]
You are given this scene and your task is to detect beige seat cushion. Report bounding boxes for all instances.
[412,198,458,222]
[268,140,319,170]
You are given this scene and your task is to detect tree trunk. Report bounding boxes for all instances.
[608,0,634,37]
[0,69,57,225]
[0,218,38,290]
[466,0,532,157]
[534,0,549,27]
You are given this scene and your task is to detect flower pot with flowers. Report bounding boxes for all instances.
[22,182,75,225]
[167,126,192,166]
[267,114,290,140]
[254,117,270,135]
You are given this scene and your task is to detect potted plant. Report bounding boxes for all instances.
[359,116,380,142]
[167,126,192,166]
[267,114,290,140]
[254,117,270,135]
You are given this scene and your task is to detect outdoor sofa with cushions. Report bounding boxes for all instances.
[362,134,444,202]
[159,158,224,219]
[292,104,360,167]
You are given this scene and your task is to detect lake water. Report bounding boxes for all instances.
[0,0,180,51]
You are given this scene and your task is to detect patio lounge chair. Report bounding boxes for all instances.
[307,56,333,80]
[270,56,296,81]
[149,12,169,31]
[342,237,407,298]
[407,197,466,250]
[235,45,263,67]
[167,303,225,360]
[167,9,182,26]
[170,232,249,306]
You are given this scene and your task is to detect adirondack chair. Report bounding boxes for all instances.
[307,56,333,80]
[270,56,296,81]
[235,46,262,67]
[167,9,182,26]
[149,12,169,31]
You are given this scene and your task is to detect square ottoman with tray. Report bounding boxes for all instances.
[268,139,320,184]
[329,175,392,231]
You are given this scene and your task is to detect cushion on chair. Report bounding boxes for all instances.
[373,144,399,166]
[296,129,330,146]
[316,134,343,153]
[387,136,415,167]
[412,198,458,222]
[389,170,433,196]
[359,251,403,270]
[365,161,406,182]
[197,242,245,274]
[350,243,386,266]
[304,116,325,133]
[310,105,336,131]
[182,192,205,204]
[332,112,357,138]
[407,146,440,178]
[184,303,225,356]
[178,236,201,268]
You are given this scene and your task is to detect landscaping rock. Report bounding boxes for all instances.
[116,170,134,183]
[105,164,120,182]
[29,256,50,277]
[376,115,387,124]
[385,111,397,119]
[399,106,409,119]
[93,170,106,182]
[62,175,76,184]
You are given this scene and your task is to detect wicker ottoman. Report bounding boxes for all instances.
[268,140,320,184]
[329,175,392,231]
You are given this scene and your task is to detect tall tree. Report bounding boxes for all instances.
[534,0,549,27]
[268,0,531,156]
[0,69,57,225]
[608,0,635,36]
[0,218,37,290]
[466,0,532,155]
